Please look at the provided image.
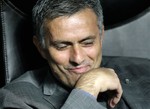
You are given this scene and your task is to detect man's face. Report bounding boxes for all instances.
[41,9,104,88]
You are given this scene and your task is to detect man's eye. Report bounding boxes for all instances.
[54,44,68,50]
[82,40,94,46]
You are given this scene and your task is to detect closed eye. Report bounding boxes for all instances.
[81,38,95,47]
[51,41,71,50]
[54,44,68,50]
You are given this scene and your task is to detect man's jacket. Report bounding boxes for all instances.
[0,56,150,109]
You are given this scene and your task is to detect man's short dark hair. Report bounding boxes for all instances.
[32,0,103,48]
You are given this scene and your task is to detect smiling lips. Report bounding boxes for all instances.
[68,65,90,74]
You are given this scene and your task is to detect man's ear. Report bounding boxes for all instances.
[33,36,47,59]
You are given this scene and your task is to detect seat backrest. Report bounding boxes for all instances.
[0,0,150,87]
[102,0,150,59]
[0,0,47,87]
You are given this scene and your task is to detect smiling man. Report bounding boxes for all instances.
[0,0,122,108]
[36,8,103,88]
[1,0,150,109]
[32,0,122,108]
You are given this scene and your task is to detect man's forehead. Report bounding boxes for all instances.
[45,8,97,27]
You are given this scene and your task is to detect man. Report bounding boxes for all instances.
[0,0,150,109]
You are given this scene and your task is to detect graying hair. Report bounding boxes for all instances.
[32,0,103,48]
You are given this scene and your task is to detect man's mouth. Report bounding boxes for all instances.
[67,65,90,74]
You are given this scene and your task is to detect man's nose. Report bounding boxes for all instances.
[70,45,85,65]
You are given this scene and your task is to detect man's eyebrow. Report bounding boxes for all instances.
[50,36,96,45]
[50,40,72,45]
